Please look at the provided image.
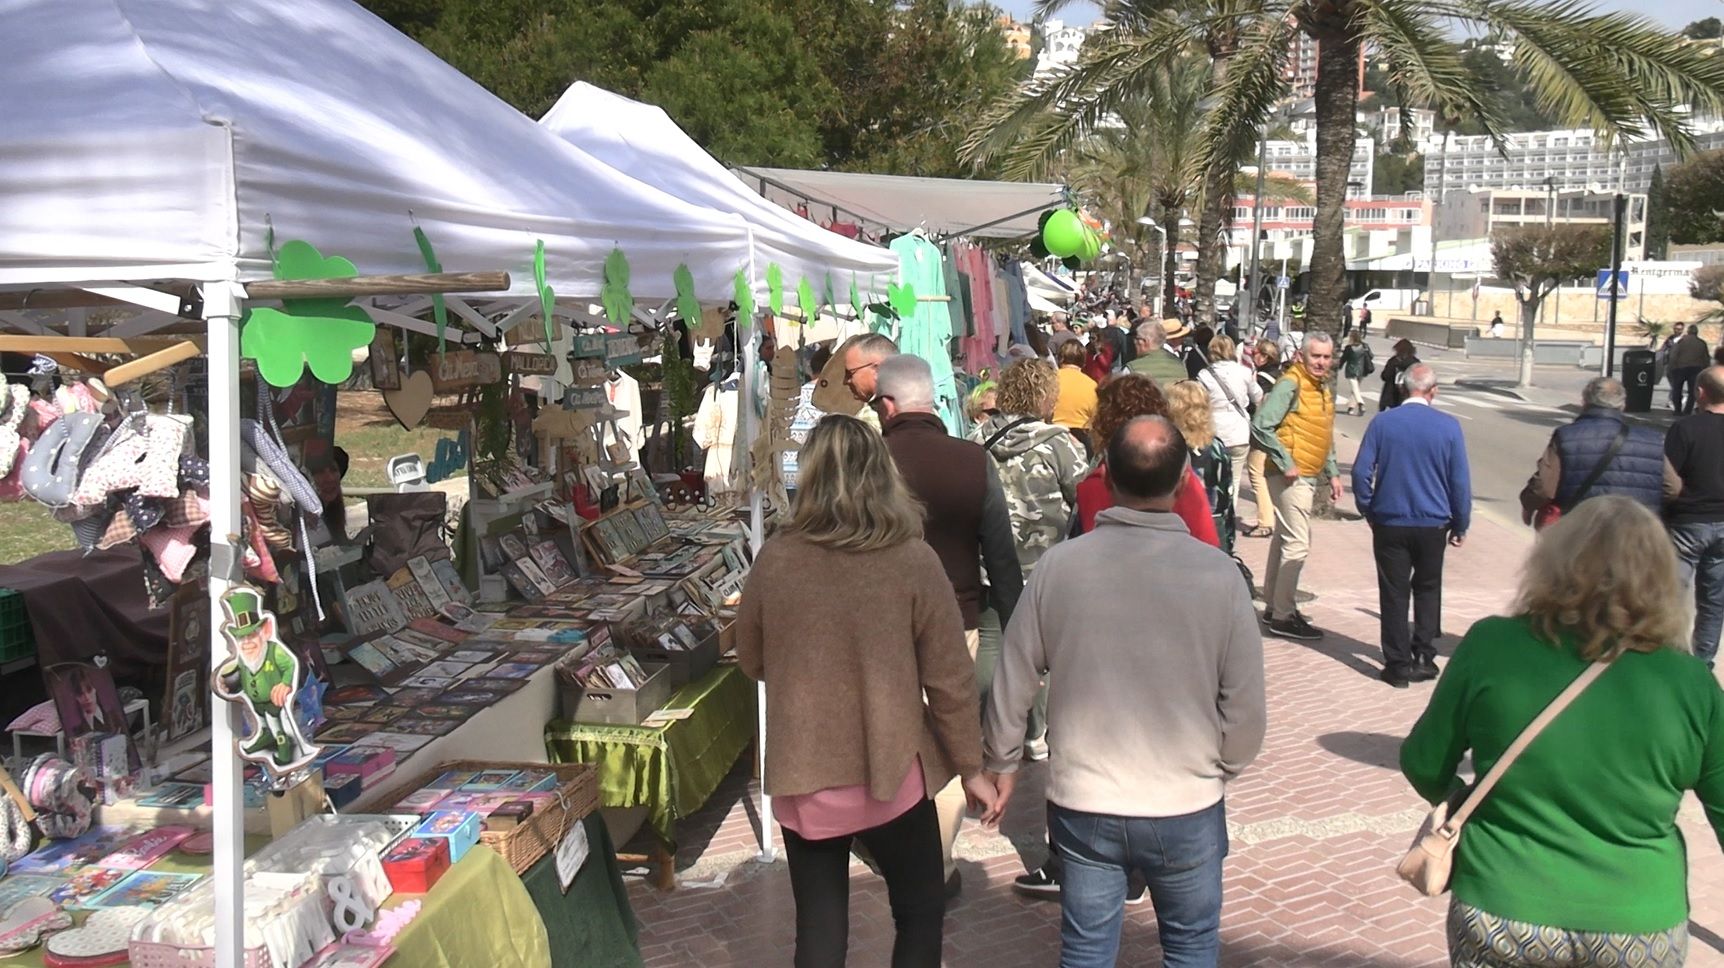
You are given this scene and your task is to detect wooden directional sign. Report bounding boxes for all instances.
[505,351,558,376]
[429,350,502,392]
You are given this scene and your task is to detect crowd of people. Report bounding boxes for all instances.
[734,301,1724,968]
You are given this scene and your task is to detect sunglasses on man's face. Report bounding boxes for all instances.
[843,361,879,384]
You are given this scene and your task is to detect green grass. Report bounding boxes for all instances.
[0,503,76,564]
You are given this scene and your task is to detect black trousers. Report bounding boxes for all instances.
[782,796,946,968]
[1673,366,1703,414]
[1372,524,1448,672]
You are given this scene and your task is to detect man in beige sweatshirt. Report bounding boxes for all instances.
[983,415,1267,968]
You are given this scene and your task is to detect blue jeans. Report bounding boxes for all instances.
[1050,799,1228,968]
[1672,520,1724,664]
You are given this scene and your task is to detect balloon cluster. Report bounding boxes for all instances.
[1031,209,1104,269]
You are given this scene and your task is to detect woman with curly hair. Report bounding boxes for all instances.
[1070,374,1218,547]
[1167,380,1236,555]
[1402,496,1724,968]
[970,359,1087,575]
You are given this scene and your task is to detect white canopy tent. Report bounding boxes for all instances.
[540,83,900,303]
[735,167,1069,240]
[0,0,793,959]
[0,0,757,300]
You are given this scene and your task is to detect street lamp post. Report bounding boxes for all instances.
[1135,214,1168,319]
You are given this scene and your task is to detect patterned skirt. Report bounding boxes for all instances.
[1448,899,1688,967]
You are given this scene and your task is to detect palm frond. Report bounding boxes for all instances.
[1471,0,1724,158]
[1355,0,1505,142]
[1189,13,1295,186]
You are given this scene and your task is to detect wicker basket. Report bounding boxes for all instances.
[373,760,598,875]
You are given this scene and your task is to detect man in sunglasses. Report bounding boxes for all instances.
[840,332,900,430]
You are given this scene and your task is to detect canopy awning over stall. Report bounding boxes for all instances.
[0,0,756,301]
[540,83,900,302]
[733,167,1069,240]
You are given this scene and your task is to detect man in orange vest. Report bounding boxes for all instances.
[1250,331,1343,641]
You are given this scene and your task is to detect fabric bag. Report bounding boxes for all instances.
[365,491,448,576]
[1397,660,1612,895]
[1361,346,1375,376]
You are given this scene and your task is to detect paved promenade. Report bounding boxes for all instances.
[618,427,1724,966]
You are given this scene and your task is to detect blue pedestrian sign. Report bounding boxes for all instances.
[1596,269,1629,299]
[1276,275,1291,290]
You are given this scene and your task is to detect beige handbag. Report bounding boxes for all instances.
[1397,660,1611,896]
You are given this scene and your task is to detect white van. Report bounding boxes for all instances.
[1357,288,1423,312]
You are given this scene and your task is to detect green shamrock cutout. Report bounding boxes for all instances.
[823,273,837,319]
[766,263,784,316]
[601,247,633,327]
[674,264,701,326]
[888,281,918,320]
[797,278,816,322]
[240,240,376,388]
[733,271,754,330]
[415,226,448,358]
[535,240,556,348]
[851,275,863,320]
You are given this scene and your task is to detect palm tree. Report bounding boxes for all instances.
[968,0,1724,335]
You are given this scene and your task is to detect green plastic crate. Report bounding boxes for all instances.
[0,587,33,664]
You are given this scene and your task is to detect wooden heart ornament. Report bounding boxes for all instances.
[384,370,434,431]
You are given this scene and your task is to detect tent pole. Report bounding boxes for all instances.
[203,279,246,966]
[744,300,776,864]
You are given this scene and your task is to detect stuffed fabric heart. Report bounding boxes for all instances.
[241,501,280,584]
[43,905,148,963]
[0,385,30,478]
[0,897,67,956]
[72,413,187,505]
[0,438,25,503]
[96,509,140,551]
[21,411,104,508]
[140,523,202,583]
[244,475,293,551]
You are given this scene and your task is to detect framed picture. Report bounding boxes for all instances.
[44,660,139,770]
[161,585,210,742]
[369,327,402,390]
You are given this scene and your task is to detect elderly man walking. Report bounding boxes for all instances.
[1351,365,1471,687]
[982,415,1266,968]
[1251,332,1342,642]
[1126,319,1189,389]
[875,353,1023,896]
[1519,377,1672,525]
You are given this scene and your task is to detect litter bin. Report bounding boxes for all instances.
[1623,349,1656,413]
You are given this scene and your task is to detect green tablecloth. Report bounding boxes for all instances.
[545,664,755,847]
[519,813,642,968]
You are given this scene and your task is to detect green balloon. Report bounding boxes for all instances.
[1042,210,1085,257]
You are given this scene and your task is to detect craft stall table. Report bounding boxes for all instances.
[544,664,755,889]
[0,814,640,968]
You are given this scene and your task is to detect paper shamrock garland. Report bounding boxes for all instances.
[823,273,837,319]
[732,271,754,330]
[766,263,784,316]
[414,227,448,358]
[887,281,918,320]
[240,241,377,388]
[535,240,557,349]
[673,264,701,326]
[601,247,633,328]
[797,278,816,322]
[851,276,863,320]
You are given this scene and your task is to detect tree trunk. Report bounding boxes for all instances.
[1518,296,1538,387]
[1305,24,1362,336]
[1191,53,1233,329]
[1162,199,1182,318]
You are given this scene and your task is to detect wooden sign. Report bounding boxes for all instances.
[369,327,401,390]
[569,358,607,385]
[505,351,558,377]
[565,386,607,410]
[429,350,501,392]
[572,333,606,359]
[603,334,643,367]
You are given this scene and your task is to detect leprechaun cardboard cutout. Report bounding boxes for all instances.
[212,585,320,776]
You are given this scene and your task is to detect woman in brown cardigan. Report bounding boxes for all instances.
[736,414,997,968]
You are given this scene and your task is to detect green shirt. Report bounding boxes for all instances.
[1249,378,1339,479]
[1125,350,1187,390]
[1400,615,1724,934]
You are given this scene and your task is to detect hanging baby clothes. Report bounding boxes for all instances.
[888,234,962,436]
[958,244,997,375]
[694,380,739,496]
[603,370,643,450]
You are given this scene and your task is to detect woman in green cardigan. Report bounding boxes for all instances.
[1401,496,1724,968]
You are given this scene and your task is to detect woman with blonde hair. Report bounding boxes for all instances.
[1196,334,1262,512]
[1168,380,1236,554]
[737,414,997,967]
[1242,339,1284,537]
[1401,496,1724,968]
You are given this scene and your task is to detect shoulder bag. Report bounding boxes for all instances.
[1534,423,1628,530]
[1397,660,1612,896]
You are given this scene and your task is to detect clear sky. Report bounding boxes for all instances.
[995,0,1708,31]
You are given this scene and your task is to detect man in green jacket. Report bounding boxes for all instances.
[1126,319,1190,389]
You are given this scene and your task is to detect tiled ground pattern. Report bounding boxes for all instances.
[616,432,1724,967]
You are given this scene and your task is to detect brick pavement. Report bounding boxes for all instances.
[616,427,1724,966]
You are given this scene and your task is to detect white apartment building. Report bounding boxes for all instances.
[1422,118,1724,195]
[1433,187,1648,259]
[1034,19,1087,78]
[1259,135,1376,199]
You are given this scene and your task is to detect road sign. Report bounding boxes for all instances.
[1276,275,1290,290]
[1596,268,1629,299]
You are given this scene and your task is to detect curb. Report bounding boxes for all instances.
[1453,378,1529,402]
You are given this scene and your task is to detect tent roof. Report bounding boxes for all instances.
[0,0,755,301]
[540,83,899,301]
[734,168,1068,240]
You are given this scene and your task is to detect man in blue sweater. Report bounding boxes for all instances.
[1351,364,1471,688]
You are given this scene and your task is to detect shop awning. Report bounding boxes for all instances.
[733,167,1069,240]
[540,84,900,302]
[0,0,755,301]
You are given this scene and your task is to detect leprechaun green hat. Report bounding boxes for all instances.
[221,587,267,636]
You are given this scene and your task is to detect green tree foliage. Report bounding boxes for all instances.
[359,0,1028,174]
[1645,164,1670,260]
[1373,151,1424,196]
[1665,150,1724,246]
[1491,224,1610,386]
[1685,18,1723,41]
[1443,47,1564,136]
